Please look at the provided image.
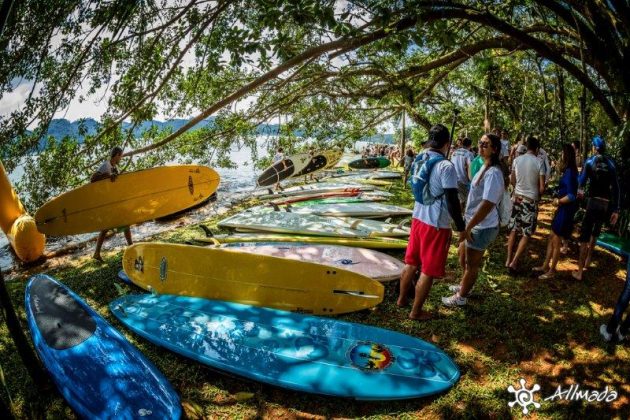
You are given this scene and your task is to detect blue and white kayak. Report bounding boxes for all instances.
[25,274,181,419]
[110,294,460,400]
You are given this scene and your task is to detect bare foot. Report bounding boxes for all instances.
[397,298,408,307]
[571,271,582,281]
[409,310,433,321]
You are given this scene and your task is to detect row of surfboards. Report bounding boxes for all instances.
[23,164,461,416]
[26,245,459,418]
[256,150,391,187]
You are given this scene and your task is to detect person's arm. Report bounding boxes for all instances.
[578,158,590,188]
[558,170,577,204]
[445,188,465,232]
[538,175,545,196]
[465,200,495,231]
[465,155,471,182]
[510,168,516,188]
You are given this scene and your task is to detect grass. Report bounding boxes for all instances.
[1,179,630,419]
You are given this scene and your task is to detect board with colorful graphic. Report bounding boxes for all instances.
[110,294,460,400]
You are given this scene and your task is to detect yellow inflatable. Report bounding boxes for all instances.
[0,161,46,262]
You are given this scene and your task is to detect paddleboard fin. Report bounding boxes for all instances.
[268,203,281,212]
[199,225,214,238]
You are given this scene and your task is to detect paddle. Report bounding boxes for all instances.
[447,109,460,158]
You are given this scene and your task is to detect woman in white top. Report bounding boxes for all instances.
[443,133,505,306]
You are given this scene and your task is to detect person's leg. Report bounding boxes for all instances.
[506,230,517,267]
[458,240,466,271]
[572,242,589,280]
[584,235,597,270]
[535,235,553,272]
[409,273,434,320]
[93,230,107,261]
[605,271,630,338]
[548,234,562,272]
[459,247,484,297]
[400,219,421,306]
[509,235,529,270]
[398,264,418,307]
[124,227,133,245]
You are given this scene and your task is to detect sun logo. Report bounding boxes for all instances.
[508,378,541,415]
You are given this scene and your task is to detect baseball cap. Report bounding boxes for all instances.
[592,135,605,151]
[517,144,527,154]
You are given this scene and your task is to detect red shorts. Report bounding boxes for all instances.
[404,218,452,278]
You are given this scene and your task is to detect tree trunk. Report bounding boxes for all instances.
[0,271,50,394]
[557,67,566,145]
[579,85,588,164]
[399,110,406,167]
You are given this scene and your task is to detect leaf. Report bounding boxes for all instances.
[113,282,126,296]
[234,391,255,401]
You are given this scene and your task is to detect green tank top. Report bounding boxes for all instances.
[470,155,484,179]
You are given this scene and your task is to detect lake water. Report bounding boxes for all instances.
[0,137,276,272]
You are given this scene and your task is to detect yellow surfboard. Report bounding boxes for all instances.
[35,165,220,236]
[323,150,342,169]
[0,161,46,262]
[123,242,384,315]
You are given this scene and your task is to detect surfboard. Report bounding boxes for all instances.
[35,165,220,236]
[220,243,404,281]
[0,160,46,262]
[287,196,388,206]
[349,157,391,169]
[257,153,311,187]
[293,154,328,177]
[195,231,409,249]
[122,243,383,315]
[270,190,361,205]
[322,150,343,169]
[110,294,460,400]
[218,210,374,238]
[286,202,412,218]
[255,183,376,199]
[118,269,133,285]
[241,207,410,237]
[25,274,181,418]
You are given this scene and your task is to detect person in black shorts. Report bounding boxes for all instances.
[572,136,620,280]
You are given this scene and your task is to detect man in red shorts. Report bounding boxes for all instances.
[398,124,467,320]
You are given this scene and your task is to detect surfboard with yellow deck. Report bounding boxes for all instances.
[123,242,384,315]
[0,160,45,262]
[35,165,219,236]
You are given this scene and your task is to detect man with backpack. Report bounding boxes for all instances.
[572,136,620,281]
[398,124,466,320]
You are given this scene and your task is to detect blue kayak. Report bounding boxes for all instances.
[25,275,181,419]
[110,294,460,400]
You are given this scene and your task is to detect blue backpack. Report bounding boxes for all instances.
[409,152,446,205]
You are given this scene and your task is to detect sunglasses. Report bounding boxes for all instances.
[479,142,491,148]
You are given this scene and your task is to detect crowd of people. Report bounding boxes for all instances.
[400,124,626,342]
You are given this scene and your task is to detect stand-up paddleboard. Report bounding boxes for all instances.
[123,243,383,315]
[35,165,220,236]
[220,243,404,281]
[271,194,386,206]
[349,157,390,169]
[293,153,328,177]
[196,230,409,249]
[285,202,412,218]
[0,160,46,262]
[241,206,410,237]
[255,183,377,199]
[270,190,361,205]
[257,153,311,187]
[25,274,181,418]
[117,269,133,285]
[111,295,460,400]
[323,150,343,168]
[218,211,373,238]
[286,196,388,206]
